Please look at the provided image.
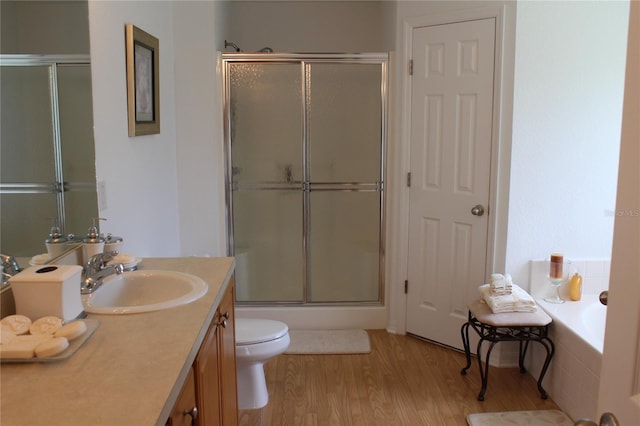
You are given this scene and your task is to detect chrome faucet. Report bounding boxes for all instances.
[1,254,22,285]
[81,251,124,294]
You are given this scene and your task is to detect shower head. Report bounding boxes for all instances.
[224,40,272,53]
[225,40,241,52]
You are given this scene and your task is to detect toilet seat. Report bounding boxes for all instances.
[236,318,288,346]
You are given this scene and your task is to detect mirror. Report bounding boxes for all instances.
[0,1,97,260]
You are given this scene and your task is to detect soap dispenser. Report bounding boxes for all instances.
[82,218,105,265]
[569,272,583,301]
[45,223,69,259]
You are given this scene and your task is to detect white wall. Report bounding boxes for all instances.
[507,1,628,284]
[226,1,395,52]
[88,1,230,257]
[174,1,228,257]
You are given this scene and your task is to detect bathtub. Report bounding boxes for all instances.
[527,293,606,422]
[537,293,607,353]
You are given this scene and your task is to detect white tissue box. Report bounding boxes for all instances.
[9,264,84,322]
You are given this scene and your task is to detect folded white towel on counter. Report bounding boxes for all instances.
[490,273,513,295]
[479,283,537,313]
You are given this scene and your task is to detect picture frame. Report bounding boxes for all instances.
[125,24,160,136]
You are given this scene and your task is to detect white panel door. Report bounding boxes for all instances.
[406,18,495,349]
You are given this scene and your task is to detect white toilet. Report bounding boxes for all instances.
[235,318,290,409]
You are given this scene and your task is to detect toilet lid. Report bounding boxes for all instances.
[235,318,289,345]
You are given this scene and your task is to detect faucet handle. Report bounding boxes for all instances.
[86,250,119,268]
[89,250,118,262]
[101,250,119,261]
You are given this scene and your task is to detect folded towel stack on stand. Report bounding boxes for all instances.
[479,273,537,313]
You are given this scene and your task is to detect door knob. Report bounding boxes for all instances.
[599,291,608,306]
[471,205,485,216]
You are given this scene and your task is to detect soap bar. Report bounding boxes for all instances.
[55,321,87,341]
[0,335,51,359]
[0,341,37,359]
[35,336,69,358]
[1,315,32,335]
[0,327,17,345]
[30,316,64,336]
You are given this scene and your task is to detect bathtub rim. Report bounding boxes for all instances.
[536,293,606,354]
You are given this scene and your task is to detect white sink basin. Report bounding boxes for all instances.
[82,270,208,314]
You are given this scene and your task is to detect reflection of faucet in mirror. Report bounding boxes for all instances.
[1,254,22,285]
[0,0,98,259]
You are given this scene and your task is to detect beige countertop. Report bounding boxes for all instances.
[0,257,235,426]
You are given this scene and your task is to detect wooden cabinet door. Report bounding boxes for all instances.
[218,282,238,425]
[183,281,239,426]
[194,316,222,426]
[167,367,198,426]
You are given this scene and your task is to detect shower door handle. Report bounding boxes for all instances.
[471,205,485,216]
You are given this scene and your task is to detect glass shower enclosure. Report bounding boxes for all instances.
[222,53,387,305]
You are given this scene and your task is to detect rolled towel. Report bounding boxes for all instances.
[479,283,537,313]
[490,273,513,295]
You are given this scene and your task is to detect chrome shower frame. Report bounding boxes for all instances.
[222,52,388,306]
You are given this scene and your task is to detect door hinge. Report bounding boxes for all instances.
[409,59,413,76]
[404,280,408,294]
[407,172,412,187]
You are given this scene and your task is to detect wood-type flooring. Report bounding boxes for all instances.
[238,329,560,425]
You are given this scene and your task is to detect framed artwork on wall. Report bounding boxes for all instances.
[125,24,159,136]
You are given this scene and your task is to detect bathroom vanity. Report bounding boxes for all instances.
[0,257,238,426]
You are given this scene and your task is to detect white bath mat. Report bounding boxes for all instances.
[467,410,573,426]
[285,329,371,355]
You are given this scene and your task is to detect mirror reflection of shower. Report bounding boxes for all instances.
[0,55,98,256]
[223,53,388,306]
